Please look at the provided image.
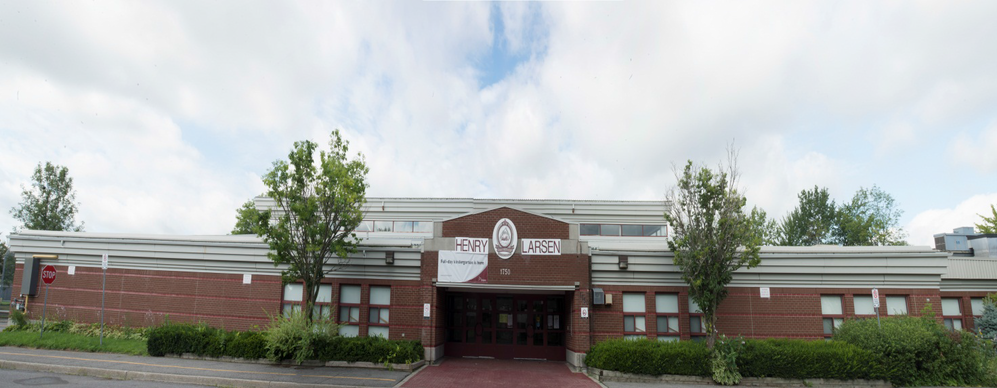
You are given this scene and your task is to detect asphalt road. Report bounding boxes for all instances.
[0,368,210,387]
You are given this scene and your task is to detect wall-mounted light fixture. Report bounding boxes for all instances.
[385,251,394,265]
[618,255,629,270]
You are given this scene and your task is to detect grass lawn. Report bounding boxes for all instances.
[0,330,148,355]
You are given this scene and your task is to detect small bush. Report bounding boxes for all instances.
[834,316,989,386]
[264,311,322,363]
[585,338,710,377]
[10,309,27,327]
[711,335,743,385]
[738,339,884,380]
[226,330,268,360]
[146,322,226,357]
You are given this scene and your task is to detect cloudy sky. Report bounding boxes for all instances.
[1,1,996,246]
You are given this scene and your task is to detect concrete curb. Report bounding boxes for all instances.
[0,359,366,388]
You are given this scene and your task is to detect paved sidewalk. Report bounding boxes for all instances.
[0,346,413,387]
[401,358,604,388]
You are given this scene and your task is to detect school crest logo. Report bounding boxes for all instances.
[492,218,517,259]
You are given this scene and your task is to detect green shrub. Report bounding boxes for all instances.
[226,330,268,360]
[146,322,226,357]
[738,339,884,380]
[585,338,710,376]
[264,311,313,363]
[312,335,423,364]
[711,335,743,385]
[10,309,27,327]
[834,316,989,386]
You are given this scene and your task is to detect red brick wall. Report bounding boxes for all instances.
[12,264,282,331]
[590,285,943,342]
[940,291,994,331]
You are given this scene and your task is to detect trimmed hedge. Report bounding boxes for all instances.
[738,339,884,380]
[314,336,424,364]
[148,322,423,364]
[585,339,710,377]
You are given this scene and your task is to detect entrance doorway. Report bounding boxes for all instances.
[445,292,567,360]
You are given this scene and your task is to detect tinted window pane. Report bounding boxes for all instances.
[394,221,414,232]
[622,225,642,236]
[412,221,433,233]
[374,221,393,232]
[580,224,600,235]
[601,224,621,236]
[643,225,666,236]
[356,221,373,232]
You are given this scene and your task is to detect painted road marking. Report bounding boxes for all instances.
[0,351,397,382]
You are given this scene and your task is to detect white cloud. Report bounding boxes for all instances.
[2,1,997,237]
[907,193,997,246]
[949,121,997,173]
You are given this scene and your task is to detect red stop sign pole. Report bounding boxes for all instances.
[40,265,56,338]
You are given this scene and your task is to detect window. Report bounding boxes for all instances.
[942,298,963,331]
[689,296,706,338]
[821,295,843,338]
[282,283,304,316]
[394,221,413,233]
[373,221,393,232]
[338,285,361,337]
[412,221,433,233]
[601,224,622,236]
[886,296,908,316]
[643,225,667,237]
[314,284,333,319]
[622,225,643,236]
[356,221,373,232]
[853,295,875,315]
[623,293,646,340]
[579,224,668,237]
[972,298,984,329]
[368,286,390,338]
[655,294,679,342]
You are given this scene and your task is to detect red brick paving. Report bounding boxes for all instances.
[402,358,601,388]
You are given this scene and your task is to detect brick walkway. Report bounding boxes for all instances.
[402,358,601,388]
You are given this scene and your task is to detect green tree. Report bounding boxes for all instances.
[232,199,264,235]
[10,162,85,232]
[0,241,13,290]
[776,186,836,246]
[747,206,779,246]
[664,154,761,348]
[976,204,997,234]
[833,185,907,246]
[257,130,369,322]
[976,294,997,341]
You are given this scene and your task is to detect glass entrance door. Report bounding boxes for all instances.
[446,292,566,360]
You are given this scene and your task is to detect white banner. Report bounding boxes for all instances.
[438,251,488,283]
[521,239,561,255]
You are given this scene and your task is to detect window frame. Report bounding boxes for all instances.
[368,285,391,339]
[282,283,304,317]
[338,284,362,337]
[312,284,334,320]
[654,293,680,342]
[820,295,844,338]
[941,297,963,331]
[885,295,909,316]
[622,293,647,340]
[579,224,668,237]
[688,296,707,339]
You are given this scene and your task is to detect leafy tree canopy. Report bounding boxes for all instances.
[257,130,368,322]
[833,185,907,246]
[747,206,779,246]
[10,162,84,232]
[664,153,761,348]
[777,186,836,246]
[232,199,264,235]
[976,204,997,234]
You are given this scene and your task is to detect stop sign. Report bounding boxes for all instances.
[41,265,57,285]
